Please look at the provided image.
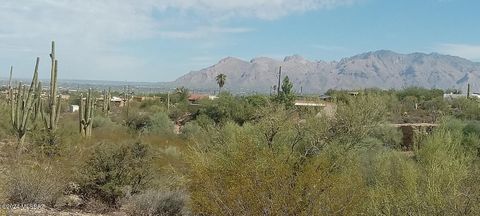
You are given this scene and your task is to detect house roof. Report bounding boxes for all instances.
[294,100,325,107]
[319,95,332,100]
[111,96,123,102]
[188,94,209,101]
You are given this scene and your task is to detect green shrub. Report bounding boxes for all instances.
[366,126,479,215]
[139,99,163,109]
[450,98,480,120]
[181,121,202,139]
[194,114,215,129]
[93,115,117,129]
[148,112,174,135]
[0,105,13,138]
[3,166,66,207]
[371,125,403,149]
[330,94,387,147]
[123,189,187,216]
[198,93,257,125]
[78,141,152,206]
[463,121,480,136]
[186,111,366,215]
[126,112,151,132]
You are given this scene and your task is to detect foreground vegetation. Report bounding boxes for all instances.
[1,85,480,215]
[3,43,480,215]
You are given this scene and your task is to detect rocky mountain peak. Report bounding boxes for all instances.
[175,51,480,93]
[218,56,244,64]
[284,54,306,62]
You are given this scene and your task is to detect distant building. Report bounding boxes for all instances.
[69,105,79,112]
[294,100,325,107]
[133,96,159,102]
[348,91,359,96]
[111,96,125,107]
[208,95,219,100]
[319,95,333,101]
[188,93,208,102]
[188,94,218,103]
[443,93,480,100]
[60,94,70,100]
[294,100,336,118]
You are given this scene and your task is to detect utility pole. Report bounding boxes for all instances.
[277,66,282,96]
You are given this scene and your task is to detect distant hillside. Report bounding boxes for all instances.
[174,50,480,93]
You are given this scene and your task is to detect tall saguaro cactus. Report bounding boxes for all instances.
[79,89,94,137]
[102,88,111,116]
[467,83,471,99]
[10,58,40,144]
[7,66,13,104]
[42,41,61,132]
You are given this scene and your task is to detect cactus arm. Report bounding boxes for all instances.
[8,66,13,90]
[15,83,22,130]
[10,86,15,127]
[20,57,39,130]
[55,94,61,128]
[49,59,58,131]
[79,94,84,135]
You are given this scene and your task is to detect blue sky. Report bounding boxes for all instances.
[1,0,479,81]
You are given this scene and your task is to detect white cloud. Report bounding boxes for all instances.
[437,43,480,61]
[160,27,253,39]
[0,0,358,81]
[159,0,358,20]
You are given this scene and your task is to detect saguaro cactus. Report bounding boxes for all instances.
[123,85,130,118]
[467,83,471,99]
[102,88,111,116]
[7,66,13,104]
[32,81,42,124]
[42,41,61,132]
[10,58,40,144]
[79,88,95,137]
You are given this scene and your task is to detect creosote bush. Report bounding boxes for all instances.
[3,165,66,207]
[78,141,152,207]
[148,112,174,135]
[123,189,187,216]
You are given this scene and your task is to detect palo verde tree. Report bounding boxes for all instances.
[275,76,295,108]
[215,73,226,94]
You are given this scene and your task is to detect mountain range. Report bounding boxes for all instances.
[173,50,480,93]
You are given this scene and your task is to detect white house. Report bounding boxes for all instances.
[443,93,480,100]
[69,105,79,112]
